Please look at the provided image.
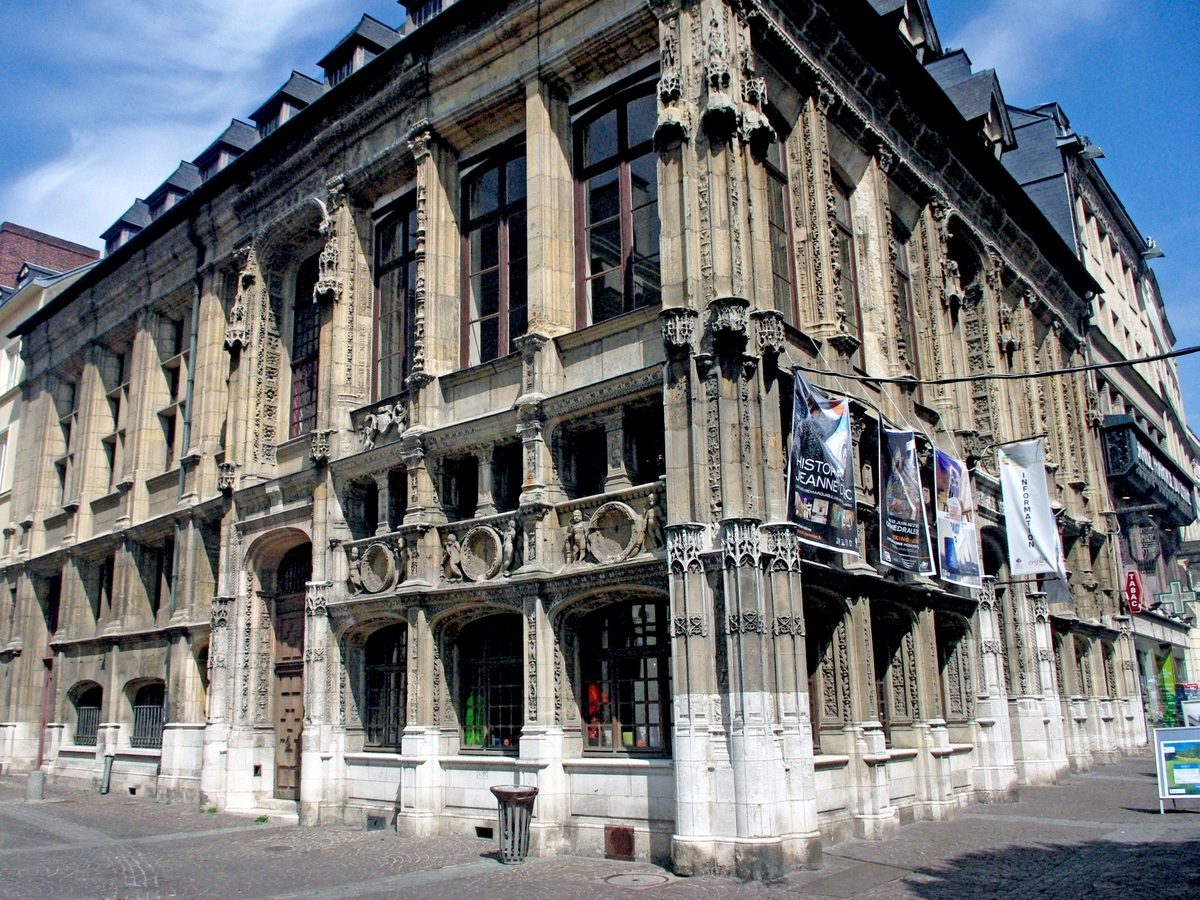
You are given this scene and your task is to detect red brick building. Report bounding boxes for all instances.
[0,223,98,289]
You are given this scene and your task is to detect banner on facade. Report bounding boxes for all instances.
[997,439,1066,578]
[934,449,981,588]
[787,372,859,554]
[878,427,935,574]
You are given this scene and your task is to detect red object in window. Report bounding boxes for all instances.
[1124,569,1145,614]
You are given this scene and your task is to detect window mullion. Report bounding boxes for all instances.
[498,213,510,356]
[620,159,634,314]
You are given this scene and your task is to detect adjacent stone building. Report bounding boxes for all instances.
[0,0,1191,879]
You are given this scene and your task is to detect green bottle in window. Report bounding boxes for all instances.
[465,693,482,746]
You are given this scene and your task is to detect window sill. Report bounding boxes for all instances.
[145,468,179,492]
[344,751,427,766]
[439,350,521,391]
[563,757,673,770]
[555,304,661,353]
[439,755,546,769]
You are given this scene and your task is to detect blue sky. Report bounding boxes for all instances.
[0,1,1197,420]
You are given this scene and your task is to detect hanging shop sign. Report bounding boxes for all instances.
[1103,415,1196,528]
[1128,519,1162,567]
[997,439,1066,578]
[1123,569,1146,614]
[878,427,935,575]
[934,449,982,589]
[787,372,859,554]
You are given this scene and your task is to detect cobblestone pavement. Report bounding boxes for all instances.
[1,756,1198,900]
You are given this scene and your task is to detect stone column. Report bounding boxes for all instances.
[524,77,575,337]
[844,596,896,839]
[475,448,497,517]
[600,411,632,493]
[372,471,391,536]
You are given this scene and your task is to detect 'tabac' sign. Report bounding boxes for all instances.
[1125,570,1145,614]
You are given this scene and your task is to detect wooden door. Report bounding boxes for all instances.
[273,600,305,800]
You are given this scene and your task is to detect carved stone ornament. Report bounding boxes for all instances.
[314,193,343,305]
[708,296,750,342]
[358,542,398,594]
[217,462,238,493]
[461,526,503,582]
[750,309,786,358]
[721,518,761,568]
[224,268,254,350]
[358,402,407,449]
[726,612,766,635]
[661,306,700,355]
[310,429,335,465]
[305,581,332,617]
[980,639,1003,655]
[667,523,709,575]
[672,615,705,637]
[760,523,802,572]
[586,501,644,565]
[773,615,804,636]
[211,596,234,629]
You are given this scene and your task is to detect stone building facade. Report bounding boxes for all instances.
[0,0,1179,879]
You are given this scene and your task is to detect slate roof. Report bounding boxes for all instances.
[924,50,1015,150]
[319,14,401,70]
[250,72,324,125]
[99,200,151,242]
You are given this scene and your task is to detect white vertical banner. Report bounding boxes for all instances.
[997,439,1066,578]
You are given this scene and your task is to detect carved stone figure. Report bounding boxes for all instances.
[565,509,589,565]
[643,493,666,551]
[442,533,464,582]
[347,546,364,593]
[501,519,517,576]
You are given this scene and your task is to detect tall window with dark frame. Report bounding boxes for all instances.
[580,599,670,754]
[375,197,418,399]
[891,220,917,373]
[761,138,796,324]
[73,684,102,747]
[364,624,408,750]
[576,88,660,325]
[831,176,861,345]
[459,616,523,752]
[131,682,166,749]
[462,148,527,366]
[278,544,312,596]
[289,255,321,438]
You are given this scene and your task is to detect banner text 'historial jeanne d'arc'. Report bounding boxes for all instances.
[787,373,859,554]
[998,439,1066,578]
[879,426,935,574]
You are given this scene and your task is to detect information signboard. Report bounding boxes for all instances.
[1153,726,1200,811]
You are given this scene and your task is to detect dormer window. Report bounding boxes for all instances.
[329,57,355,88]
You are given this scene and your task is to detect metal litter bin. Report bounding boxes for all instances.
[489,784,538,864]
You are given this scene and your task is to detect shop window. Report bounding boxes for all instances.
[460,616,523,752]
[131,682,166,749]
[576,86,660,325]
[375,196,418,399]
[462,146,527,365]
[290,255,321,437]
[365,624,408,750]
[580,599,670,754]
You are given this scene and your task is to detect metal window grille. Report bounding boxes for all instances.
[461,618,523,752]
[75,706,100,746]
[365,624,408,749]
[131,704,165,749]
[581,600,671,754]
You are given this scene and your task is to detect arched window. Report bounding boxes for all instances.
[131,682,165,749]
[579,599,670,755]
[459,615,523,752]
[290,254,321,438]
[278,544,312,595]
[73,684,102,747]
[365,624,408,750]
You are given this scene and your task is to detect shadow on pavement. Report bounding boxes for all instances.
[904,839,1200,900]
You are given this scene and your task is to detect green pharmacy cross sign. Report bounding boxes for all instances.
[1156,581,1196,617]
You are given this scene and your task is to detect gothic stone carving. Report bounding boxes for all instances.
[310,429,335,465]
[305,581,331,617]
[358,401,406,449]
[587,501,644,564]
[661,306,700,355]
[461,526,503,582]
[667,523,708,575]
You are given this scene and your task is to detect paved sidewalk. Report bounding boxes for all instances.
[1,756,1198,900]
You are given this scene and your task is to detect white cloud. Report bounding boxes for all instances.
[0,0,389,249]
[945,0,1115,97]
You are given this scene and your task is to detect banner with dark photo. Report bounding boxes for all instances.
[934,449,982,588]
[786,372,859,554]
[878,427,935,574]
